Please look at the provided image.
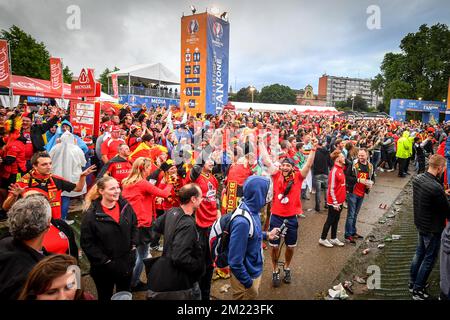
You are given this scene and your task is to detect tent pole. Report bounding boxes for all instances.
[107,76,110,95]
[128,73,131,95]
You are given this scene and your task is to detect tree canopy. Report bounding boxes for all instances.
[0,25,74,83]
[257,84,296,104]
[372,23,450,110]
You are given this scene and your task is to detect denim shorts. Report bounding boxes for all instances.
[268,214,298,247]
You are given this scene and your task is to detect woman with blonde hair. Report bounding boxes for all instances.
[18,254,94,300]
[80,176,138,301]
[121,157,173,291]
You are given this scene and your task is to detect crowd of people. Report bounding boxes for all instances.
[0,100,449,301]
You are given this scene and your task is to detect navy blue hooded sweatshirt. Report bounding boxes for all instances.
[228,176,270,288]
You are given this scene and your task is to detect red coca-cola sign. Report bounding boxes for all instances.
[50,57,63,95]
[0,40,11,88]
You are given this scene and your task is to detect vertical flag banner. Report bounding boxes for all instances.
[181,13,230,115]
[0,40,11,88]
[206,14,230,114]
[50,57,63,96]
[447,78,450,110]
[112,74,119,98]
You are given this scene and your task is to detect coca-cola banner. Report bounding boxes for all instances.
[50,57,63,95]
[0,40,11,88]
[111,74,118,98]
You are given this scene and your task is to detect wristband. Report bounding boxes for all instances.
[311,148,317,152]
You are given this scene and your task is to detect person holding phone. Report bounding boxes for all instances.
[319,150,347,248]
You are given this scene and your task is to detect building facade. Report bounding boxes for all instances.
[296,84,327,106]
[319,74,379,108]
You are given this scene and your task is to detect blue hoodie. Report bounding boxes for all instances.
[45,120,89,155]
[228,175,270,288]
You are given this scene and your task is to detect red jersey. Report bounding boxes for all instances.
[122,180,172,227]
[189,171,218,228]
[105,159,132,185]
[271,170,304,217]
[327,163,346,205]
[0,138,27,178]
[14,172,76,219]
[101,138,125,162]
[42,224,69,255]
[21,131,34,160]
[352,162,370,197]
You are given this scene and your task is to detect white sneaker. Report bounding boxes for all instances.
[379,168,385,172]
[329,238,345,247]
[319,239,334,248]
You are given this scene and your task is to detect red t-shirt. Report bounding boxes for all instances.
[101,138,125,162]
[122,180,172,227]
[43,224,69,255]
[102,204,120,223]
[22,131,34,160]
[189,172,218,228]
[271,170,304,217]
[106,161,133,185]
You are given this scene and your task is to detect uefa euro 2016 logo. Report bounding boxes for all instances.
[212,22,223,39]
[188,19,199,34]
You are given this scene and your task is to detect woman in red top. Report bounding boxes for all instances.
[319,150,347,248]
[121,157,173,290]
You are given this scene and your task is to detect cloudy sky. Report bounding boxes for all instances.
[0,0,449,92]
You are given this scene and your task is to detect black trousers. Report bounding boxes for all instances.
[91,265,132,301]
[398,158,407,176]
[197,225,214,301]
[321,205,343,240]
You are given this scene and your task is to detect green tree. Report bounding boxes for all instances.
[0,25,74,83]
[98,67,128,93]
[346,95,368,112]
[234,86,259,102]
[257,84,296,104]
[334,100,348,110]
[373,23,450,111]
[63,66,73,84]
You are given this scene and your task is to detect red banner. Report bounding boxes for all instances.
[71,68,99,97]
[50,57,63,95]
[111,74,118,98]
[0,40,11,88]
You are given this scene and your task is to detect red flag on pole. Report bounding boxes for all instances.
[111,74,118,98]
[0,40,11,88]
[50,57,63,96]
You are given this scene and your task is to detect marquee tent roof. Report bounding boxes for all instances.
[9,75,79,99]
[108,63,180,85]
[232,101,340,114]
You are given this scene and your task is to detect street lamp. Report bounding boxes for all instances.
[351,92,356,111]
[249,86,256,103]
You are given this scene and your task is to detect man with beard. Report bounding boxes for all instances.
[264,137,318,287]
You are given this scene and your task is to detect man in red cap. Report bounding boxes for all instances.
[100,125,125,164]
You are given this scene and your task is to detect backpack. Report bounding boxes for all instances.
[209,205,254,269]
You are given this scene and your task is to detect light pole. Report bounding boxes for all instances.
[351,92,356,111]
[249,86,256,103]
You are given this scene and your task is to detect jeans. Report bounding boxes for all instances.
[132,243,150,287]
[410,232,441,291]
[313,174,328,210]
[371,150,381,169]
[345,193,364,238]
[61,196,70,220]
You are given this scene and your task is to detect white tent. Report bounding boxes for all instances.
[232,101,339,114]
[108,63,180,85]
[96,91,119,103]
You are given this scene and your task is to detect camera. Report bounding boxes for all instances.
[278,219,288,237]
